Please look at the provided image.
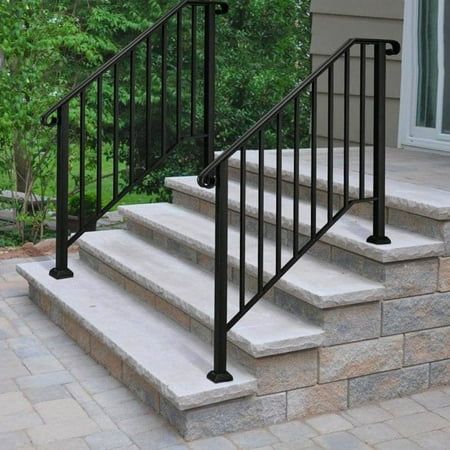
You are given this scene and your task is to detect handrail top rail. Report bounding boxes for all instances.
[41,0,228,127]
[197,37,400,187]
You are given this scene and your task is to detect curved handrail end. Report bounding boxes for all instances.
[197,173,216,189]
[215,2,229,14]
[41,113,58,127]
[386,40,401,56]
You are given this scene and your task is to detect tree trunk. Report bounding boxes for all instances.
[13,134,30,193]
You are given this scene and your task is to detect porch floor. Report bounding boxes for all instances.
[2,257,450,449]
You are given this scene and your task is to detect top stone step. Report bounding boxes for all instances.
[166,176,445,264]
[227,148,450,221]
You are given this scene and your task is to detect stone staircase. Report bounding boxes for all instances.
[17,149,450,439]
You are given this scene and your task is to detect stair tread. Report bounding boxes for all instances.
[166,176,444,263]
[228,149,450,220]
[120,203,385,308]
[77,230,324,357]
[17,259,256,410]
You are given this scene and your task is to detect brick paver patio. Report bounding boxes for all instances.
[1,257,450,450]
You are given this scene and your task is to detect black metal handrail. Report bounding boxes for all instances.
[199,38,401,383]
[44,0,228,280]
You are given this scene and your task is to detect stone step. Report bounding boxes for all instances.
[119,203,384,310]
[227,149,450,241]
[16,259,257,414]
[77,229,324,359]
[167,176,444,297]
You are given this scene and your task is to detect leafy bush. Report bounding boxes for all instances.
[0,0,311,245]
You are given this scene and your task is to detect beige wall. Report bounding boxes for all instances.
[310,0,405,147]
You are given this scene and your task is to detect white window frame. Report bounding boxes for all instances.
[399,0,450,152]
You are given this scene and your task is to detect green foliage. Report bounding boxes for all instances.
[0,0,311,246]
[68,192,97,217]
[216,0,311,148]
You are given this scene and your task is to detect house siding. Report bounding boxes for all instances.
[310,0,405,147]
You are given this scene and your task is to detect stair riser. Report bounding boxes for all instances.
[172,190,440,298]
[126,218,387,346]
[78,247,322,395]
[229,164,450,243]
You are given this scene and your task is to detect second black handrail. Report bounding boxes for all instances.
[200,38,401,383]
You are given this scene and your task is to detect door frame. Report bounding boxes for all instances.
[399,0,450,151]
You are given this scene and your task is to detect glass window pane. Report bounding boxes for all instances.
[442,1,450,134]
[416,0,439,128]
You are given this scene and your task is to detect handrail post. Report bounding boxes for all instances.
[207,162,233,383]
[203,1,216,169]
[367,43,391,245]
[50,104,74,280]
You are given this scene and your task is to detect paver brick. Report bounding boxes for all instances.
[378,397,426,417]
[305,414,353,434]
[34,398,90,423]
[386,412,448,437]
[313,431,371,449]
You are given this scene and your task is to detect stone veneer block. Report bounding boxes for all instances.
[229,346,318,395]
[348,365,430,407]
[404,327,450,366]
[438,257,450,292]
[160,393,287,441]
[287,381,348,419]
[382,292,450,335]
[122,362,160,412]
[62,312,91,354]
[430,359,450,387]
[319,336,403,383]
[90,336,123,380]
[322,302,381,345]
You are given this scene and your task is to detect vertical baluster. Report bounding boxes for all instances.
[203,2,216,168]
[311,81,317,239]
[293,97,300,256]
[191,6,197,136]
[96,76,103,214]
[367,43,391,245]
[258,131,264,292]
[359,43,366,199]
[80,90,86,227]
[276,114,282,272]
[146,36,152,170]
[344,50,350,205]
[328,65,334,222]
[130,50,136,183]
[161,24,168,156]
[239,147,246,310]
[49,103,73,280]
[207,162,233,383]
[113,65,119,198]
[177,11,183,144]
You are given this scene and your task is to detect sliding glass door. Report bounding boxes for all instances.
[401,0,450,151]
